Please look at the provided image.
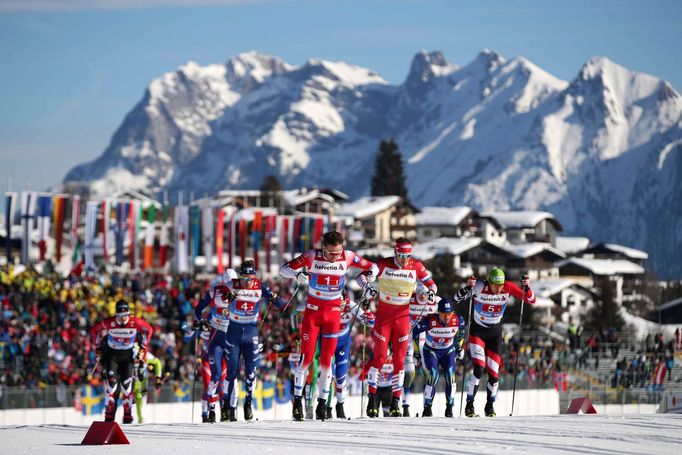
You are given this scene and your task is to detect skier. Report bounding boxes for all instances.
[329,293,375,418]
[279,230,376,421]
[402,281,438,416]
[193,268,238,422]
[453,268,534,417]
[223,259,282,421]
[132,343,163,423]
[356,238,437,418]
[412,298,465,417]
[182,319,230,422]
[91,299,153,424]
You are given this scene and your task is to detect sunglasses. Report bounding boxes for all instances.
[395,252,411,260]
[323,248,344,257]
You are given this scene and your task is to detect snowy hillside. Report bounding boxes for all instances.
[63,50,682,277]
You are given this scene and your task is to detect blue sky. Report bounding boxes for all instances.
[1,0,680,192]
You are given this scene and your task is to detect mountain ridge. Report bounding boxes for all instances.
[63,50,682,277]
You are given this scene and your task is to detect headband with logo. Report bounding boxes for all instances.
[395,241,413,255]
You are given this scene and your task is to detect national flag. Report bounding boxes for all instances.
[36,195,52,261]
[143,204,157,269]
[238,380,275,410]
[129,201,137,269]
[84,201,98,271]
[228,211,235,269]
[174,203,189,273]
[239,218,246,262]
[114,201,129,266]
[80,385,104,415]
[174,383,191,402]
[20,191,37,264]
[159,203,169,267]
[202,203,214,272]
[4,192,16,263]
[275,379,291,404]
[215,209,224,273]
[52,196,66,262]
[313,217,324,248]
[252,210,262,272]
[70,195,80,269]
[190,205,201,269]
[101,199,109,262]
[293,217,301,255]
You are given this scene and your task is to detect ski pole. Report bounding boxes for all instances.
[459,290,475,417]
[509,277,528,416]
[88,358,100,378]
[360,322,367,418]
[260,282,302,347]
[191,334,199,424]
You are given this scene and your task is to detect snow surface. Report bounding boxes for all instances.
[557,258,645,275]
[414,206,473,226]
[482,211,558,229]
[2,414,681,455]
[602,243,649,260]
[336,196,401,219]
[554,236,590,255]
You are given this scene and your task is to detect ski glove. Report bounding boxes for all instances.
[362,286,378,302]
[466,276,477,290]
[456,348,465,360]
[296,271,309,285]
[198,319,210,332]
[364,311,376,328]
[427,290,436,303]
[268,293,279,306]
[521,275,530,289]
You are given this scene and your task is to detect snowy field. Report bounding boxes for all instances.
[2,414,681,455]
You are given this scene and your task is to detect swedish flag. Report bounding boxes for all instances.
[275,379,291,404]
[174,383,191,402]
[239,381,275,410]
[81,385,104,416]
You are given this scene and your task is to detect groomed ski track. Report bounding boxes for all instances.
[2,414,681,454]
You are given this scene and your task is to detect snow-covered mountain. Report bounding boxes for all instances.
[64,50,682,278]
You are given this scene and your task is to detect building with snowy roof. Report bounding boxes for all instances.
[482,211,562,245]
[557,257,645,307]
[577,242,649,267]
[414,206,480,240]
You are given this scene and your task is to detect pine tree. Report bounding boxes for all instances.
[260,175,283,209]
[370,139,409,201]
[585,282,625,331]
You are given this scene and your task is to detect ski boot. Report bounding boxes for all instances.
[422,404,433,417]
[122,406,133,424]
[335,402,346,419]
[402,404,410,417]
[445,403,454,418]
[292,396,304,421]
[207,407,216,423]
[201,413,209,423]
[315,398,327,421]
[465,400,477,418]
[220,406,229,422]
[485,401,496,417]
[326,406,333,420]
[228,407,237,422]
[388,396,401,417]
[104,402,116,422]
[244,398,254,421]
[366,393,379,418]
